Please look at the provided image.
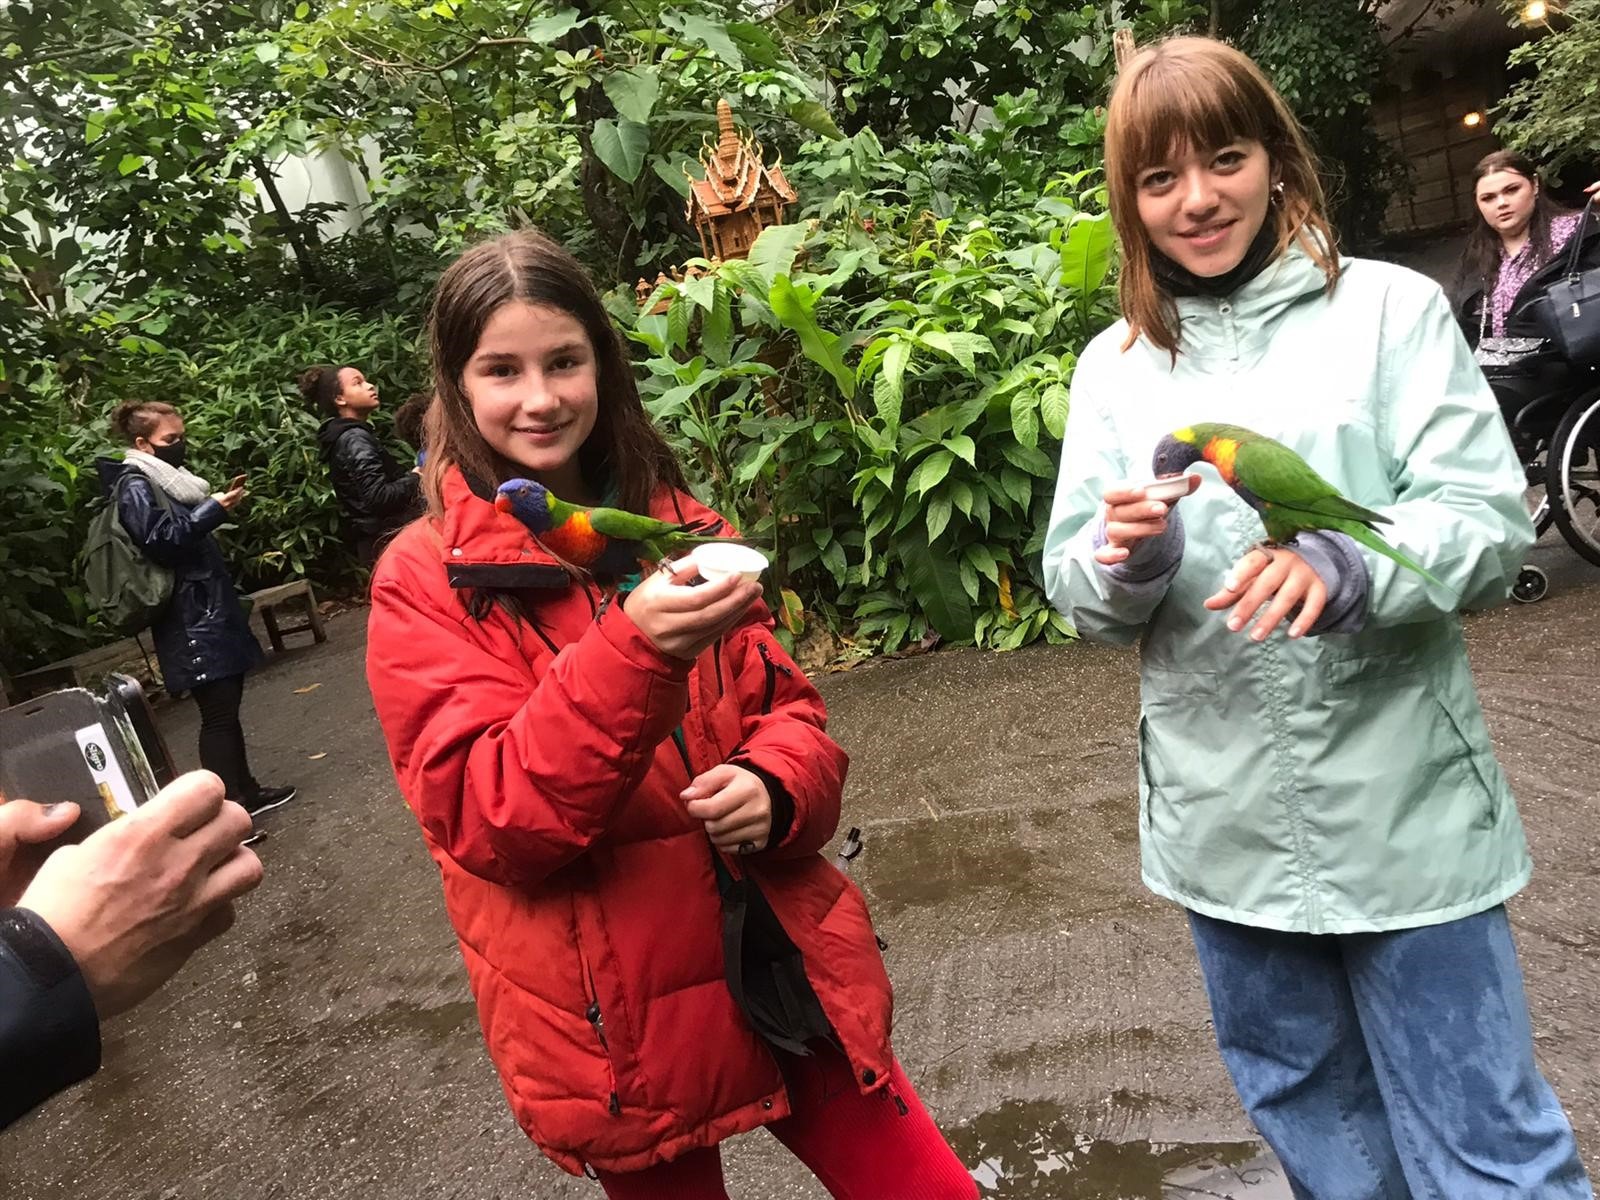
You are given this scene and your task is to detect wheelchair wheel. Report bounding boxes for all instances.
[1525,460,1553,537]
[1548,392,1600,567]
[1513,565,1549,603]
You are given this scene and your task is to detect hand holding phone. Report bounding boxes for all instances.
[219,475,248,511]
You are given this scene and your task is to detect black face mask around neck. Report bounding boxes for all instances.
[1151,216,1282,300]
[150,438,188,469]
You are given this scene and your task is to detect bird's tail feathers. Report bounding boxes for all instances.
[1343,525,1455,595]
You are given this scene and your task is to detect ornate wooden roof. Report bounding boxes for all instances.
[686,100,797,222]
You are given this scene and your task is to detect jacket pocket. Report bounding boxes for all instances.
[573,927,624,1117]
[756,641,793,715]
[1428,686,1503,829]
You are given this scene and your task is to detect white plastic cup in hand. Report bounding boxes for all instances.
[693,542,768,583]
[1135,474,1202,502]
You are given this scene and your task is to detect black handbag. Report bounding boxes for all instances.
[1545,197,1600,366]
[707,841,836,1057]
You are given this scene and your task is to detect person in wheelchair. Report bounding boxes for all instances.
[1452,150,1600,452]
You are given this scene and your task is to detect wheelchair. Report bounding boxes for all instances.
[1482,342,1600,602]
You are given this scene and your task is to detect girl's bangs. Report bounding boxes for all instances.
[1114,56,1269,181]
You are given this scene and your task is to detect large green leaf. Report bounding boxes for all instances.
[680,273,716,311]
[651,152,696,198]
[872,338,911,433]
[1041,382,1070,440]
[918,330,993,374]
[591,119,650,184]
[1060,211,1115,298]
[787,99,842,140]
[748,223,810,290]
[664,13,743,67]
[768,275,854,398]
[524,7,584,41]
[603,67,661,124]
[702,287,734,365]
[895,532,975,643]
[908,449,955,498]
[1011,390,1040,449]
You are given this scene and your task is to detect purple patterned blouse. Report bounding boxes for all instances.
[1489,211,1584,336]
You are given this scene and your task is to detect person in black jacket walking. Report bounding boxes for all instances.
[303,364,422,565]
[99,401,294,817]
[1,772,261,1129]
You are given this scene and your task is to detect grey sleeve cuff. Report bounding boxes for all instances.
[1293,531,1369,635]
[1092,508,1185,590]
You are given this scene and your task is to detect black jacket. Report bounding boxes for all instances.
[315,418,421,543]
[1456,214,1600,349]
[0,908,99,1129]
[96,458,263,694]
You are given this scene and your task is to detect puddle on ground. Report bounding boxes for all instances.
[951,1099,1281,1198]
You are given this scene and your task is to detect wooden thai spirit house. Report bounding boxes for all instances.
[685,100,798,261]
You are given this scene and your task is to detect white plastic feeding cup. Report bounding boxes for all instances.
[694,543,769,583]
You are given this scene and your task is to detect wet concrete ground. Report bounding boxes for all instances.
[3,537,1597,1199]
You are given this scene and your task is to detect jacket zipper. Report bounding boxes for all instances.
[756,642,792,715]
[886,1078,909,1117]
[576,938,623,1116]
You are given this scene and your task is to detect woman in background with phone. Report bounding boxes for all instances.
[97,402,296,817]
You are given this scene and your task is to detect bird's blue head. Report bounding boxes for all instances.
[494,478,553,531]
[1152,428,1204,478]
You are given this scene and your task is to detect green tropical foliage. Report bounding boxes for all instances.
[1498,0,1600,178]
[0,0,1410,674]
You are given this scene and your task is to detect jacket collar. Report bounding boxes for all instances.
[436,467,571,590]
[1169,237,1343,366]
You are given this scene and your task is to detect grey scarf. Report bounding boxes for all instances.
[123,450,215,506]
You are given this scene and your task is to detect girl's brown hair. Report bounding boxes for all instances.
[1452,149,1572,309]
[1105,36,1341,356]
[422,230,685,518]
[109,400,179,445]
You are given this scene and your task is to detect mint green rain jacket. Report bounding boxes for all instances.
[1042,243,1537,934]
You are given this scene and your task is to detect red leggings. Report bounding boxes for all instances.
[594,1049,977,1200]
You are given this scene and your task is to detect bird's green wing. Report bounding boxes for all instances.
[1234,437,1390,527]
[584,505,682,542]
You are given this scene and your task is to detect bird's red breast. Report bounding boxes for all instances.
[540,510,608,566]
[1201,437,1240,486]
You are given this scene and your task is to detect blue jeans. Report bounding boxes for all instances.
[1188,906,1592,1200]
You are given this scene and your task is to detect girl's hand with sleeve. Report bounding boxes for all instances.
[1205,547,1328,641]
[624,558,762,662]
[681,764,772,853]
[1094,476,1200,565]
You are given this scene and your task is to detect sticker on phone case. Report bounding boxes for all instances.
[74,723,140,818]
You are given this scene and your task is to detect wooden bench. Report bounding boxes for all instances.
[248,580,328,654]
[10,637,158,701]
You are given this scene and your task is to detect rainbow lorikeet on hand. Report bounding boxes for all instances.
[1151,422,1447,589]
[494,479,731,575]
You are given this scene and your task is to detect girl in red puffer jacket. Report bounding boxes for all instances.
[365,230,976,1200]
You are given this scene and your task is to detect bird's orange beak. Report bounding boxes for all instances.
[494,493,513,514]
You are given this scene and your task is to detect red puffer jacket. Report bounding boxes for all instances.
[365,469,894,1175]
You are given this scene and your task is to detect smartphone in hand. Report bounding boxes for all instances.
[0,674,175,845]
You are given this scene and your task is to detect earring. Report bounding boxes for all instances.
[1271,181,1286,203]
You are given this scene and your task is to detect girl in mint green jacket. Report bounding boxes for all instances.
[1043,37,1590,1199]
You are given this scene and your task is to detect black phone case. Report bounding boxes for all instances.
[0,675,172,843]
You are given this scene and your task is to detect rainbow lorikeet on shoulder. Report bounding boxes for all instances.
[1151,422,1447,589]
[494,478,733,575]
